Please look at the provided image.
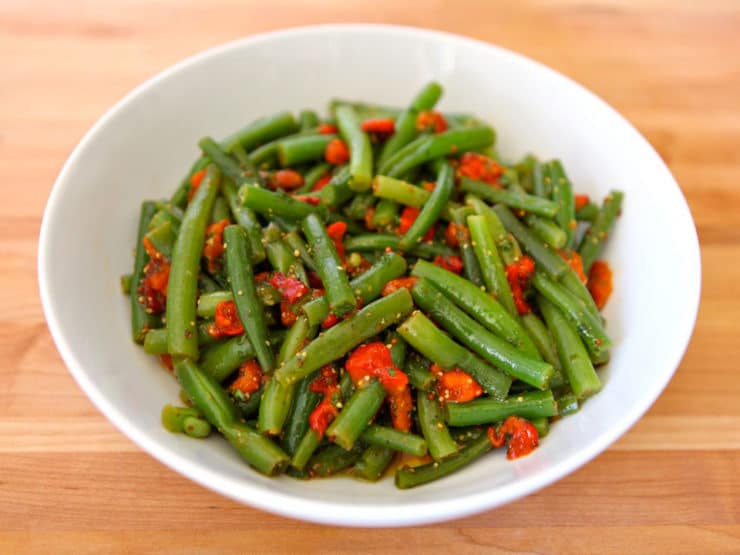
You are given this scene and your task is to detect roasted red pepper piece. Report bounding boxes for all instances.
[505,255,536,315]
[487,416,540,459]
[416,110,447,134]
[271,169,304,191]
[444,221,469,248]
[433,254,464,275]
[311,173,332,192]
[230,360,263,395]
[138,237,170,314]
[269,272,309,303]
[398,206,436,241]
[381,277,417,297]
[587,260,613,310]
[558,249,587,284]
[345,342,409,393]
[294,195,321,206]
[456,152,504,185]
[308,366,340,438]
[434,366,483,403]
[324,138,350,165]
[208,300,244,338]
[574,194,590,211]
[188,169,207,202]
[317,123,338,135]
[388,386,413,432]
[326,221,347,263]
[202,219,229,274]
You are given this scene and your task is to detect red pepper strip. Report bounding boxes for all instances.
[416,110,448,134]
[456,152,504,186]
[345,342,408,393]
[324,138,350,165]
[271,169,304,191]
[269,272,309,303]
[208,300,244,338]
[487,416,540,459]
[188,169,207,202]
[558,249,587,284]
[587,260,613,310]
[229,360,263,395]
[308,366,340,438]
[317,123,338,135]
[311,173,332,192]
[505,255,536,315]
[381,277,417,297]
[574,194,590,211]
[434,366,483,403]
[138,237,170,314]
[398,206,436,241]
[360,118,395,141]
[203,219,229,274]
[433,254,464,275]
[294,195,321,206]
[326,221,347,263]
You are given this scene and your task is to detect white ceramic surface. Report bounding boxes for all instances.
[38,24,701,527]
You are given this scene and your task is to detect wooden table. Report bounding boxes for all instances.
[2,1,738,552]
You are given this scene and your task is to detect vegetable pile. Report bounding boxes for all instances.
[124,82,623,488]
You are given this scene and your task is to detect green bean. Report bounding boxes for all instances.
[120,273,132,295]
[417,390,458,460]
[397,311,511,399]
[519,313,565,386]
[131,201,159,343]
[291,429,321,471]
[361,425,428,457]
[387,330,407,368]
[319,166,353,207]
[263,223,308,284]
[576,202,599,222]
[326,379,385,450]
[405,354,436,391]
[524,213,567,249]
[199,334,257,382]
[299,110,320,130]
[381,126,496,178]
[532,161,550,198]
[149,206,181,234]
[277,134,335,167]
[344,234,454,259]
[460,178,560,218]
[467,214,517,315]
[175,358,240,430]
[247,141,278,169]
[220,421,290,476]
[223,225,275,371]
[395,433,491,489]
[295,162,332,194]
[166,164,221,359]
[372,175,429,206]
[210,195,231,224]
[530,417,550,438]
[444,390,558,427]
[335,104,373,191]
[561,269,602,320]
[305,442,365,477]
[197,291,233,317]
[492,204,570,279]
[275,288,414,385]
[548,160,576,248]
[399,161,453,250]
[372,198,399,228]
[232,387,262,419]
[283,230,318,272]
[411,260,539,358]
[578,190,624,273]
[556,391,580,416]
[220,111,298,153]
[411,278,554,390]
[378,81,443,168]
[344,192,376,221]
[538,295,601,400]
[532,272,611,360]
[240,185,320,220]
[258,316,312,435]
[199,137,259,186]
[281,370,321,456]
[329,99,401,119]
[171,156,209,209]
[354,444,396,481]
[222,178,266,264]
[161,404,212,438]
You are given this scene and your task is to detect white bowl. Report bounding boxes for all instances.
[38,24,701,527]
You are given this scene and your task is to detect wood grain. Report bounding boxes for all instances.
[1,0,739,553]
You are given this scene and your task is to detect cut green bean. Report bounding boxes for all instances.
[354,444,396,481]
[451,206,484,287]
[417,390,458,460]
[319,166,353,207]
[281,370,321,456]
[532,161,550,199]
[291,429,321,471]
[277,134,335,167]
[460,177,560,218]
[326,379,385,450]
[161,404,212,438]
[222,178,266,264]
[220,111,298,153]
[372,198,399,228]
[131,201,159,343]
[548,160,576,248]
[299,110,319,130]
[524,213,567,249]
[283,230,318,272]
[335,104,373,191]
[578,190,624,273]
[361,425,427,457]
[344,234,454,259]
[576,202,599,222]
[305,442,365,477]
[240,185,320,220]
[405,354,436,391]
[445,389,558,427]
[399,161,453,251]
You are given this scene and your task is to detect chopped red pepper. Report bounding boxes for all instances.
[416,111,448,134]
[398,206,436,241]
[311,173,332,192]
[574,194,590,211]
[160,354,173,371]
[307,272,324,289]
[280,300,298,327]
[388,386,413,432]
[308,366,340,438]
[202,219,229,274]
[309,365,340,396]
[364,207,377,231]
[138,237,170,314]
[587,260,613,310]
[444,221,469,248]
[325,138,350,165]
[326,221,347,263]
[294,195,321,206]
[434,366,483,403]
[381,277,417,297]
[456,152,504,186]
[320,312,340,329]
[558,249,587,284]
[188,169,207,202]
[505,255,536,315]
[208,300,244,338]
[422,181,436,192]
[345,342,408,393]
[433,254,464,275]
[317,123,338,135]
[309,399,338,439]
[229,360,263,396]
[269,272,309,303]
[487,416,539,459]
[270,169,304,191]
[361,118,395,139]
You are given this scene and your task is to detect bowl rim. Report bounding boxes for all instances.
[38,23,702,527]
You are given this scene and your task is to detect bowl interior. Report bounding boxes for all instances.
[39,25,700,526]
